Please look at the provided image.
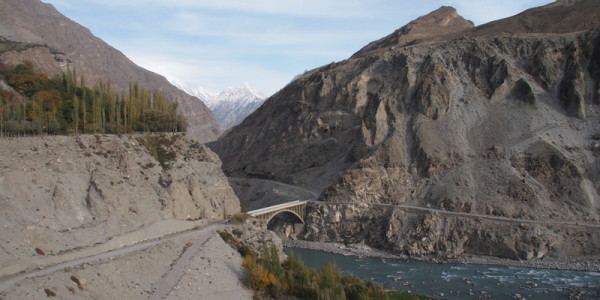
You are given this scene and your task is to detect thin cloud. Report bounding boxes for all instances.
[81,0,373,19]
[43,0,556,96]
[127,52,295,96]
[168,11,380,48]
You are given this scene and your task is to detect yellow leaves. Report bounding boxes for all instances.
[240,247,390,299]
[26,101,42,121]
[243,254,277,291]
[33,90,63,111]
[242,254,258,270]
[253,269,277,290]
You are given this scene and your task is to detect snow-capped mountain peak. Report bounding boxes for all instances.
[168,78,198,97]
[171,80,266,130]
[217,83,265,104]
[168,78,216,102]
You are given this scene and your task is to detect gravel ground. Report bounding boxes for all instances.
[0,225,252,300]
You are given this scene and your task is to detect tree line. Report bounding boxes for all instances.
[0,61,186,136]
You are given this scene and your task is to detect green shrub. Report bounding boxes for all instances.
[237,244,254,257]
[218,231,235,244]
[142,133,177,169]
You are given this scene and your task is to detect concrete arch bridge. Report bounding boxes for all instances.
[246,200,308,224]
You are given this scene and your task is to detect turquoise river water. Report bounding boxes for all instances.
[284,248,600,300]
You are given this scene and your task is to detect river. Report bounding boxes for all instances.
[284,247,600,300]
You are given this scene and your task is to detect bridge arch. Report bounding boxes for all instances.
[264,209,305,225]
[247,200,308,224]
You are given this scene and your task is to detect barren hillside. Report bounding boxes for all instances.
[0,134,239,269]
[211,0,600,260]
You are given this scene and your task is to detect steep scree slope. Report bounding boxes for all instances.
[0,134,240,269]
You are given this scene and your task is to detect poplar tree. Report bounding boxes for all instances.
[0,62,186,136]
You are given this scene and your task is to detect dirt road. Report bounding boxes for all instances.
[242,177,600,229]
[0,221,251,299]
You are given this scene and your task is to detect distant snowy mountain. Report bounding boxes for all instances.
[171,80,266,130]
[209,84,266,130]
[169,79,216,102]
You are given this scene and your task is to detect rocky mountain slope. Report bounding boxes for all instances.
[353,6,474,57]
[0,0,221,142]
[211,0,600,260]
[0,134,240,269]
[175,82,266,130]
[0,134,294,299]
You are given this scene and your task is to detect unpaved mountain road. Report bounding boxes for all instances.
[380,203,600,229]
[315,201,600,229]
[237,177,600,229]
[227,177,319,211]
[149,227,215,300]
[0,221,231,296]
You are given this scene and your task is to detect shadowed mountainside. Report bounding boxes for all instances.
[211,0,600,260]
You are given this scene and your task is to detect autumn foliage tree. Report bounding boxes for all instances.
[242,254,278,291]
[0,61,186,136]
[237,243,390,300]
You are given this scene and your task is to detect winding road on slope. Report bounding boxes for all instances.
[235,177,600,229]
[364,203,600,229]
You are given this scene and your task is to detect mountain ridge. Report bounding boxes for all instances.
[353,6,474,57]
[211,0,600,260]
[353,0,600,59]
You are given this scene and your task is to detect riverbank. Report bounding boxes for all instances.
[284,239,600,272]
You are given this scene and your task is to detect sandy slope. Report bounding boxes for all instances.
[0,135,251,299]
[0,223,252,300]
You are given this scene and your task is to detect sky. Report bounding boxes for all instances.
[42,0,552,96]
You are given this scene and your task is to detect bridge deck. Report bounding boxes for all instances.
[247,200,306,217]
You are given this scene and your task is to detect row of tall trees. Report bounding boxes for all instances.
[0,61,186,136]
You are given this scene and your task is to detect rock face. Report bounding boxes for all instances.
[0,134,240,268]
[0,0,221,142]
[303,202,599,261]
[212,0,600,260]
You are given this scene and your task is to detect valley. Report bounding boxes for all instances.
[1,0,600,299]
[0,135,282,299]
[233,177,600,269]
[212,0,600,265]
